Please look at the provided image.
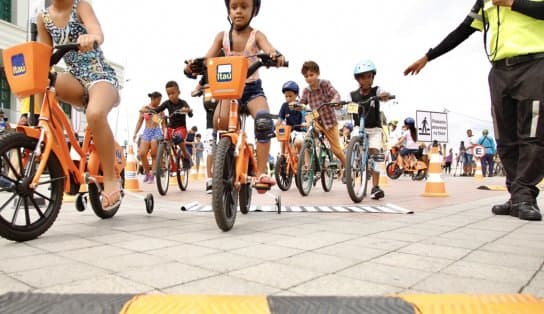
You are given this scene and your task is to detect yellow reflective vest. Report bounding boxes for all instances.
[471,0,544,60]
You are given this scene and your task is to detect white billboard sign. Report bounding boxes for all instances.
[416,110,448,143]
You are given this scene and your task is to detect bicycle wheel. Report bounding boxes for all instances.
[212,137,238,231]
[320,149,334,192]
[176,151,189,191]
[386,162,402,179]
[0,133,63,241]
[345,137,369,203]
[155,141,170,195]
[295,141,314,196]
[274,155,292,191]
[239,159,254,215]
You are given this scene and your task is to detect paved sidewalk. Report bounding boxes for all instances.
[0,176,542,299]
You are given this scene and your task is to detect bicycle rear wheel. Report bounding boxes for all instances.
[212,138,238,231]
[0,133,63,241]
[295,141,314,196]
[155,142,170,195]
[345,137,369,203]
[386,162,402,179]
[320,149,334,192]
[274,155,293,191]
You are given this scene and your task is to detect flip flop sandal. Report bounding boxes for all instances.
[101,189,123,211]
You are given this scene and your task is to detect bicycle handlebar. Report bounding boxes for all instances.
[50,42,98,67]
[185,53,289,79]
[322,95,396,108]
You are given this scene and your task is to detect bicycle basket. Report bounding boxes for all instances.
[2,42,52,98]
[275,125,292,142]
[207,56,248,100]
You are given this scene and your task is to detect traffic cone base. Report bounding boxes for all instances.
[422,147,448,197]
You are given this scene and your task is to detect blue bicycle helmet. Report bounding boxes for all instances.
[353,59,377,76]
[225,0,261,16]
[281,80,299,95]
[404,117,415,126]
[343,121,353,131]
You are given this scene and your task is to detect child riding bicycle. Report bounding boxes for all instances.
[278,80,306,156]
[394,117,421,170]
[349,59,392,200]
[152,81,193,167]
[298,61,346,182]
[37,0,121,210]
[184,0,285,186]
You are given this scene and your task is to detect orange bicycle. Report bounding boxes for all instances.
[189,53,286,231]
[0,42,127,241]
[274,123,306,191]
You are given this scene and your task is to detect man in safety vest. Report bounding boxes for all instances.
[404,0,544,221]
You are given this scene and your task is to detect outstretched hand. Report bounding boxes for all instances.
[404,55,429,76]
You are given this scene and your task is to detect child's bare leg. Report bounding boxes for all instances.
[86,82,120,196]
[139,141,151,175]
[248,97,273,180]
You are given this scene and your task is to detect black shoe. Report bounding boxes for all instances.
[491,200,512,216]
[516,202,542,221]
[371,186,384,200]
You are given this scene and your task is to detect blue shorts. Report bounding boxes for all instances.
[141,127,163,142]
[240,80,266,114]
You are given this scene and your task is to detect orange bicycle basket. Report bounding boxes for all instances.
[2,42,52,98]
[275,125,292,142]
[207,56,248,100]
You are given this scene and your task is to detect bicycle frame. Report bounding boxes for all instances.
[277,126,298,174]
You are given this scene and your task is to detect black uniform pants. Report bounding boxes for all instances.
[489,58,544,204]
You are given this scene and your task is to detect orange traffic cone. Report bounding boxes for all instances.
[124,145,142,192]
[422,146,448,197]
[474,158,484,181]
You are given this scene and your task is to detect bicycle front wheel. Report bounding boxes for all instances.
[176,152,189,191]
[345,137,369,203]
[155,142,170,195]
[295,141,314,196]
[212,137,238,231]
[320,149,334,192]
[274,155,292,191]
[0,133,63,241]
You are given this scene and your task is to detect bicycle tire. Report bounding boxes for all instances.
[0,133,63,242]
[212,138,238,231]
[239,159,254,215]
[320,148,334,192]
[295,141,314,196]
[386,162,402,180]
[176,151,189,191]
[274,155,292,191]
[345,137,369,203]
[155,142,170,195]
[87,182,120,219]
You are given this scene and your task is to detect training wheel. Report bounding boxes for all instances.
[145,193,154,214]
[276,194,281,214]
[75,193,87,212]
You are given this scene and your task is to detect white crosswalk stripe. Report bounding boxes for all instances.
[188,204,413,214]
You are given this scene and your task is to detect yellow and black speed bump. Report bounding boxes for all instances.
[2,293,544,313]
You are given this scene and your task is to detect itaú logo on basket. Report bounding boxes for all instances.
[11,54,27,76]
[216,64,233,82]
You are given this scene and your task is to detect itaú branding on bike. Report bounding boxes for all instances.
[11,54,27,76]
[216,64,233,82]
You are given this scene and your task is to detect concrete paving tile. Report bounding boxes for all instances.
[289,274,400,296]
[34,274,154,294]
[338,262,432,289]
[420,236,488,250]
[117,262,216,289]
[440,228,505,242]
[164,274,279,295]
[398,243,471,260]
[85,232,150,244]
[111,237,180,252]
[0,253,73,274]
[230,262,322,290]
[463,250,543,271]
[163,231,224,243]
[413,273,520,294]
[146,244,220,262]
[523,286,544,298]
[228,232,295,245]
[468,219,525,232]
[371,231,429,243]
[10,262,108,288]
[181,251,263,273]
[90,252,170,272]
[272,232,356,251]
[372,252,453,272]
[314,243,387,262]
[197,237,256,251]
[343,236,410,251]
[0,273,32,293]
[480,242,544,258]
[58,245,133,262]
[442,260,534,285]
[26,235,99,253]
[278,252,360,274]
[0,243,45,259]
[231,243,303,261]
